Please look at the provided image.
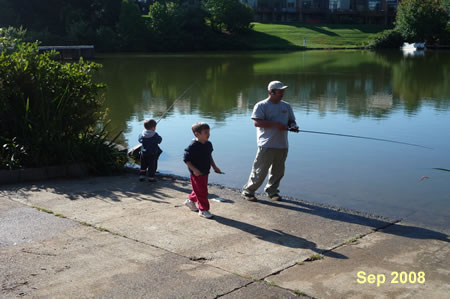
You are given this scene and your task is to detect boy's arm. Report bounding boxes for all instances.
[185,161,202,176]
[156,133,162,144]
[210,155,221,173]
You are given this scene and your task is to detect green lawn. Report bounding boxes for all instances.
[244,23,389,50]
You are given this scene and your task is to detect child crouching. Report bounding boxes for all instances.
[183,122,221,218]
[139,119,162,182]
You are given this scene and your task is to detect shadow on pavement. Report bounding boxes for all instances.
[214,215,348,259]
[259,199,449,243]
[7,175,192,204]
[6,176,447,245]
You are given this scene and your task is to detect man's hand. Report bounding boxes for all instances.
[213,166,222,174]
[288,125,300,133]
[193,169,202,176]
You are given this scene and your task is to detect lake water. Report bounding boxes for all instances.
[97,50,450,231]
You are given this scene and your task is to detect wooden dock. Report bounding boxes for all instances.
[38,45,95,60]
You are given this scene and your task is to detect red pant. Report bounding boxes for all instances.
[189,174,209,211]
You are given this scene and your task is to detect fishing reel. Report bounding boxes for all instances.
[288,125,300,133]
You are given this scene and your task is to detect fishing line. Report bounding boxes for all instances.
[128,82,196,159]
[289,129,432,149]
[156,82,196,124]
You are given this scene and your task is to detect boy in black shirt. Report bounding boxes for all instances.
[183,122,221,218]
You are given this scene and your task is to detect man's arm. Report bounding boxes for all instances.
[287,105,298,131]
[253,119,287,131]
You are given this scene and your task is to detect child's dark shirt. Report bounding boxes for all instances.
[139,130,162,156]
[183,140,213,175]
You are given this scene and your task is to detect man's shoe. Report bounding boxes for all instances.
[242,193,257,202]
[184,199,199,212]
[269,194,282,201]
[139,175,145,182]
[148,177,157,182]
[198,210,213,219]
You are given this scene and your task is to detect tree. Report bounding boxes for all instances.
[7,0,60,33]
[203,0,253,33]
[117,0,149,51]
[395,0,449,42]
[0,0,17,27]
[441,0,450,12]
[146,1,183,39]
[82,0,122,29]
[222,2,254,33]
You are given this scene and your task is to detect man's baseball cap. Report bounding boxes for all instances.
[268,81,288,91]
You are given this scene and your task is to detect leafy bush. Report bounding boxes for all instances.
[78,128,127,174]
[0,38,126,172]
[0,137,26,170]
[368,29,404,49]
[395,0,449,43]
[0,26,26,49]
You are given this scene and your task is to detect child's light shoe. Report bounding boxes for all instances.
[184,199,199,212]
[198,210,213,219]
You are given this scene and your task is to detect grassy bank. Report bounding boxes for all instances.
[243,23,389,50]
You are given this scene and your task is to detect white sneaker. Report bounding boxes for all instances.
[198,210,213,219]
[184,199,198,212]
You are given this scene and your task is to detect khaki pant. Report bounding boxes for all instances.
[242,147,288,197]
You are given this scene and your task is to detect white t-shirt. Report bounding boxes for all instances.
[251,99,296,149]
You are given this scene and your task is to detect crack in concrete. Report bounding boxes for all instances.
[20,249,57,257]
[214,281,255,298]
[188,256,210,263]
[217,219,403,298]
[1,280,28,292]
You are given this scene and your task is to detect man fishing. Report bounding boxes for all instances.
[242,80,299,202]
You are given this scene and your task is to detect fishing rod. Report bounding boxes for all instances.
[128,82,196,159]
[288,128,431,149]
[156,82,196,124]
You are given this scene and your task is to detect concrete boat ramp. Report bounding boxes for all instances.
[1,173,449,298]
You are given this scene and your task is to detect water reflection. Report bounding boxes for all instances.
[97,50,449,129]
